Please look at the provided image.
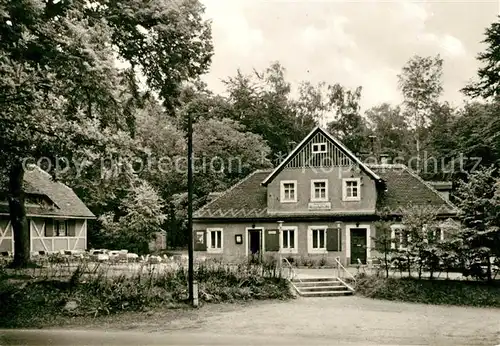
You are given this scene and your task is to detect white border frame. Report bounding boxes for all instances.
[280,226,298,254]
[280,180,298,203]
[312,142,327,154]
[342,178,361,201]
[245,227,265,256]
[346,224,371,263]
[206,228,223,253]
[307,225,328,254]
[310,179,329,202]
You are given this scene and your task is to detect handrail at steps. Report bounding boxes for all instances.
[335,256,356,283]
[281,257,301,283]
[336,276,355,293]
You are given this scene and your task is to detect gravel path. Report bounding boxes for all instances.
[89,296,500,345]
[2,296,499,345]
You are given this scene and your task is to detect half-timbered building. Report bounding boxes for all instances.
[0,165,94,255]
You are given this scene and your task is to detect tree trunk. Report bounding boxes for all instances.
[8,163,30,268]
[384,250,389,278]
[486,256,492,282]
[407,256,412,277]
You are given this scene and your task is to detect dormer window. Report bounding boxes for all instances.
[280,180,297,203]
[312,142,327,154]
[342,178,361,201]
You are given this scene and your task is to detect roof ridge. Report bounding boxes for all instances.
[195,170,268,215]
[403,166,458,212]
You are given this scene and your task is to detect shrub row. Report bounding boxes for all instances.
[0,260,293,328]
[356,274,500,308]
[282,255,334,268]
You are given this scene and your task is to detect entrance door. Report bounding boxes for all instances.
[350,228,367,264]
[248,229,261,257]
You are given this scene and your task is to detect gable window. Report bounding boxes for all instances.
[207,228,223,253]
[342,178,361,201]
[280,226,298,254]
[280,180,297,203]
[312,142,327,154]
[311,179,328,202]
[308,226,327,253]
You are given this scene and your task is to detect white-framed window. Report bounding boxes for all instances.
[342,178,361,201]
[280,180,297,203]
[280,226,298,254]
[45,219,68,237]
[310,179,328,202]
[312,142,327,154]
[207,228,223,253]
[391,225,409,250]
[308,226,327,253]
[55,220,67,237]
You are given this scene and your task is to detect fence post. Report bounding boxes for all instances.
[193,280,199,307]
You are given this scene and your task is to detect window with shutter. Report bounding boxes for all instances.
[280,226,298,254]
[55,220,68,236]
[308,226,327,253]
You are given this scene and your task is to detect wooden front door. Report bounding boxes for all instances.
[350,228,367,264]
[248,229,261,256]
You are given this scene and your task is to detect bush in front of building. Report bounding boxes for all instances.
[0,259,293,328]
[355,274,500,307]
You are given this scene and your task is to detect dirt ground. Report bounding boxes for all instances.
[58,296,500,345]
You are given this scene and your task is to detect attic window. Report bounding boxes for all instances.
[312,143,327,154]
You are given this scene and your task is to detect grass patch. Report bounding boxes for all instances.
[0,259,293,328]
[356,275,500,308]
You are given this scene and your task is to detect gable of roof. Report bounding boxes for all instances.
[194,165,457,220]
[261,126,382,186]
[0,166,95,219]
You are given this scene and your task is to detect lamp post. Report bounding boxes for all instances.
[277,220,284,271]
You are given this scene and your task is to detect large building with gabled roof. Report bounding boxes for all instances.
[193,126,457,265]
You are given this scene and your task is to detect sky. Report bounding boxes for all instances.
[199,0,499,114]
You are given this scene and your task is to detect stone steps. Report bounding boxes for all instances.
[291,277,354,297]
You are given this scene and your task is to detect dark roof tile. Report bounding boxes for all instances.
[0,166,95,218]
[369,164,457,215]
[194,165,457,220]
